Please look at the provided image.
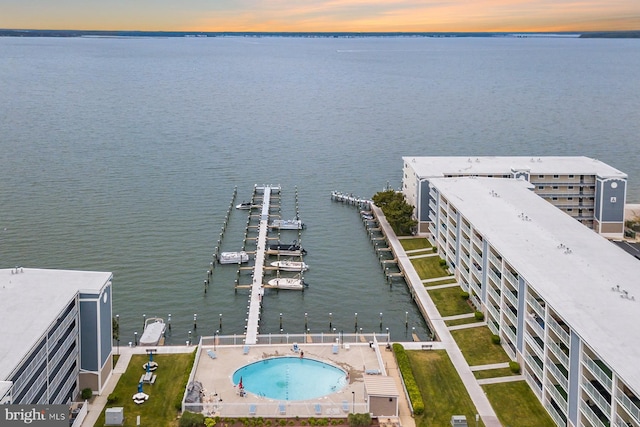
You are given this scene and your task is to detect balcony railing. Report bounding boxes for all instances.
[546,358,569,390]
[545,402,568,427]
[504,289,518,307]
[502,324,517,345]
[616,389,640,424]
[503,269,518,287]
[547,317,570,345]
[580,399,609,427]
[545,382,568,413]
[582,377,612,417]
[583,356,613,390]
[548,341,569,368]
[527,295,545,318]
[488,252,502,269]
[525,353,544,380]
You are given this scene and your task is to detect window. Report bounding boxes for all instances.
[552,186,558,190]
[567,208,573,212]
[568,185,574,189]
[539,175,544,178]
[538,186,544,190]
[568,197,573,200]
[569,174,574,178]
[552,197,558,200]
[553,175,559,179]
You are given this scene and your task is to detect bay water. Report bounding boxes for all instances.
[0,36,638,343]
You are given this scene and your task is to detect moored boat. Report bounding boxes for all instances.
[267,277,307,290]
[267,241,307,256]
[270,259,309,272]
[269,219,305,230]
[235,201,253,210]
[219,251,250,264]
[139,318,166,346]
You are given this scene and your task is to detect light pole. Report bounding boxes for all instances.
[214,330,218,351]
[475,414,479,427]
[352,391,355,413]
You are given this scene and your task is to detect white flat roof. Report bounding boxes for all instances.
[0,268,112,381]
[430,177,640,389]
[404,156,627,179]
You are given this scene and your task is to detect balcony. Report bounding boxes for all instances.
[501,287,516,305]
[488,252,502,269]
[548,316,570,345]
[545,381,568,412]
[471,250,482,267]
[580,399,609,427]
[582,378,612,418]
[460,223,471,238]
[525,353,544,380]
[616,388,640,424]
[502,324,517,345]
[548,341,569,368]
[504,269,518,287]
[526,313,545,339]
[503,304,518,325]
[546,358,568,390]
[488,269,501,286]
[525,333,544,359]
[545,402,568,427]
[583,356,613,390]
[527,295,545,318]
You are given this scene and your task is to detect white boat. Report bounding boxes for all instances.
[269,219,305,230]
[139,318,166,346]
[219,251,250,264]
[235,201,253,210]
[267,277,307,290]
[270,259,309,272]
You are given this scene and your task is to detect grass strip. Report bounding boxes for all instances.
[482,381,556,426]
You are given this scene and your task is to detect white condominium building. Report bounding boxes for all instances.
[0,268,113,405]
[428,176,640,427]
[402,156,627,238]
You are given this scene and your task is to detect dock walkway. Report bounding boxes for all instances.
[245,186,275,345]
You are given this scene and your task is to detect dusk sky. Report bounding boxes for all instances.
[1,0,639,32]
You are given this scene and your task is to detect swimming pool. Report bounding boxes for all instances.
[232,356,347,400]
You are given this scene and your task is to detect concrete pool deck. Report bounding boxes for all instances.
[190,341,411,422]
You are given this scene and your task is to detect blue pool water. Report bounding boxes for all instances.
[232,356,347,400]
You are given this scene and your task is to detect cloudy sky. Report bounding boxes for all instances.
[1,0,639,32]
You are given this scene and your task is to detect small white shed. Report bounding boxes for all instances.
[364,376,399,417]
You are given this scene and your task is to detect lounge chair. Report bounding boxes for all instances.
[292,342,299,353]
[342,400,349,413]
[207,349,217,359]
[314,403,322,415]
[249,404,257,415]
[278,403,286,415]
[243,345,250,355]
[332,343,339,354]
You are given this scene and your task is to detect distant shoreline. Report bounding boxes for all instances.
[0,29,638,38]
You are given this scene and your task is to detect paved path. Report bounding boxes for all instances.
[372,206,503,427]
[448,322,487,331]
[477,375,525,385]
[422,275,456,284]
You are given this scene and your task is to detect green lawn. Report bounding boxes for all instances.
[97,353,195,427]
[407,350,484,427]
[473,368,516,380]
[411,256,449,280]
[450,327,511,366]
[427,287,474,317]
[483,381,556,427]
[399,238,432,251]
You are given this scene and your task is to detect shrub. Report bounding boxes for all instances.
[392,343,425,415]
[81,388,93,400]
[491,334,501,345]
[509,361,521,374]
[474,311,484,321]
[460,291,470,300]
[106,393,119,404]
[179,411,205,427]
[205,418,216,427]
[347,413,372,427]
[438,259,447,266]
